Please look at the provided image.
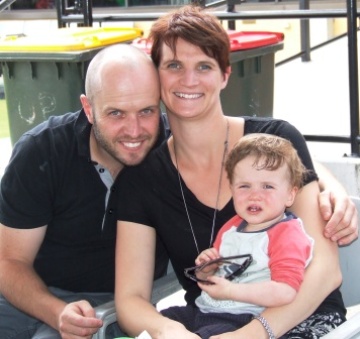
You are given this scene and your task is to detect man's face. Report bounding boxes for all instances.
[84,64,161,168]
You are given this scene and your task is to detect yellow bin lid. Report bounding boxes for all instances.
[0,27,143,52]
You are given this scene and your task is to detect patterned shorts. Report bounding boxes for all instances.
[162,305,344,339]
[284,312,344,338]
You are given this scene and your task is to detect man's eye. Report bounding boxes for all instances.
[110,111,123,117]
[140,109,154,116]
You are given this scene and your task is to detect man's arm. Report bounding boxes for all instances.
[0,224,66,328]
[0,223,102,337]
[314,161,358,245]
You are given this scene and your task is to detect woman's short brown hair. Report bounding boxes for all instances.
[149,5,230,74]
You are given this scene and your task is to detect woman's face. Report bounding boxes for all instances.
[158,38,230,120]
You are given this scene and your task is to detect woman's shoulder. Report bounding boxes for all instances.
[242,116,304,142]
[242,116,294,133]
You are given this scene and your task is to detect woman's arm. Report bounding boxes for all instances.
[314,161,358,245]
[210,181,342,339]
[115,221,200,339]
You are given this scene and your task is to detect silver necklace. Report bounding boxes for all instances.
[173,119,230,254]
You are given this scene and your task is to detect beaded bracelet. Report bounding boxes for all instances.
[253,315,276,339]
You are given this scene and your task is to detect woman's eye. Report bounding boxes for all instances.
[167,62,180,69]
[199,64,211,71]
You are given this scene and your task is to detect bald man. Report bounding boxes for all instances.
[0,44,168,339]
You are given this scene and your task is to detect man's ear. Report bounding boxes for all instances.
[80,94,94,124]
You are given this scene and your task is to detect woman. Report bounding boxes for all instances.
[115,6,355,338]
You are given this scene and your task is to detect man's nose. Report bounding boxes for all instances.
[124,115,141,137]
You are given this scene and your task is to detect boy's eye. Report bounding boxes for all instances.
[264,184,274,189]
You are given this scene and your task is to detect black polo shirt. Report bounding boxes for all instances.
[0,110,169,292]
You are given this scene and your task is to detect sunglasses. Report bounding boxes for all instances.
[184,254,253,284]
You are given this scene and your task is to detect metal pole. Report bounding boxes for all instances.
[55,0,66,28]
[227,1,236,31]
[83,0,93,27]
[347,0,360,156]
[300,0,310,62]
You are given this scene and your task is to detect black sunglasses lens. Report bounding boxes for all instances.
[184,254,252,283]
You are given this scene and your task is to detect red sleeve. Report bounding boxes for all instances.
[213,215,242,251]
[267,218,313,291]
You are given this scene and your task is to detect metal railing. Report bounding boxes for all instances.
[0,0,16,12]
[55,0,360,156]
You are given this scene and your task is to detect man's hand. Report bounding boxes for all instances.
[58,300,103,339]
[319,190,358,246]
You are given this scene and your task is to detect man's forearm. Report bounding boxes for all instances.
[0,259,66,330]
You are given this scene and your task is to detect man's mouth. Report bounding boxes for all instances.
[122,141,142,149]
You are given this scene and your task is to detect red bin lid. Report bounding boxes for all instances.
[131,31,284,54]
[228,31,284,51]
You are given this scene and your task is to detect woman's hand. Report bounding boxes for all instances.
[319,189,358,245]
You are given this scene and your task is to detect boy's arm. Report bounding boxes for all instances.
[200,276,297,307]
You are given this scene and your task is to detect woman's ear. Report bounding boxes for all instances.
[221,66,232,90]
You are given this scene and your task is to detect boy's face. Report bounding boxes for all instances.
[230,155,297,229]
